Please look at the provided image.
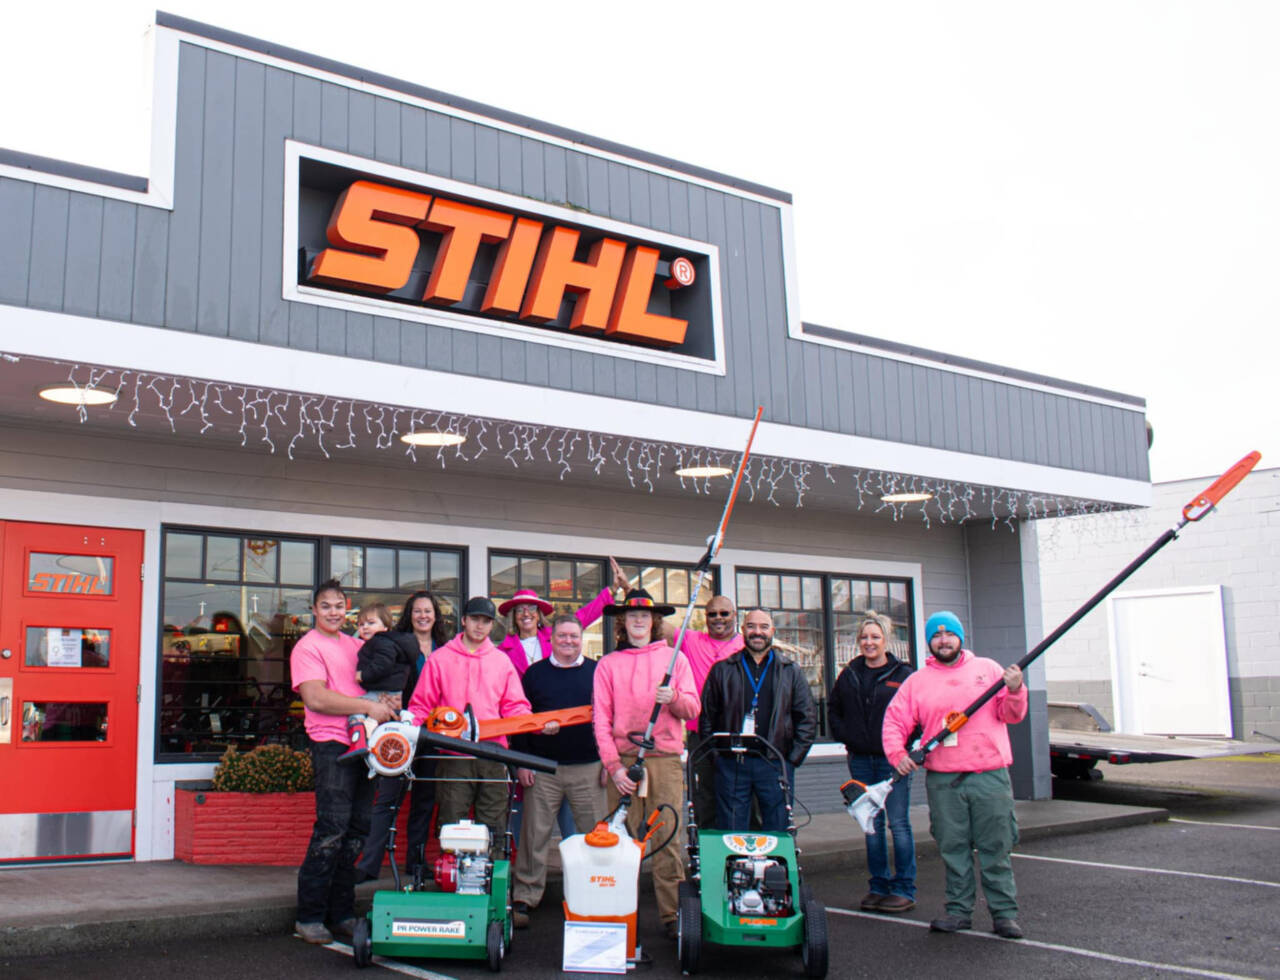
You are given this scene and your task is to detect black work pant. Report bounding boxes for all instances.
[297,739,375,925]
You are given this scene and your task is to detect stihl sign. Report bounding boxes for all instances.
[301,173,711,351]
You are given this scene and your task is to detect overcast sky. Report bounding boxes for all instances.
[3,1,1275,484]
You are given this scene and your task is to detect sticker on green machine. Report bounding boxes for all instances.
[722,834,779,855]
[390,918,467,939]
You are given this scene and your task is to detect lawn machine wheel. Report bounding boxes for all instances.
[678,892,702,974]
[800,898,828,978]
[351,917,372,969]
[486,919,505,972]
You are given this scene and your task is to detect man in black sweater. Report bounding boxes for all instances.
[699,608,817,832]
[510,615,606,928]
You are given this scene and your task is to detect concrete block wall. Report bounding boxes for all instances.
[1034,467,1280,740]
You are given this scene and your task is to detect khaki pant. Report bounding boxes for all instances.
[513,761,607,908]
[605,753,685,924]
[435,757,510,856]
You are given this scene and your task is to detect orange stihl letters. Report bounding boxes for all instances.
[305,177,697,348]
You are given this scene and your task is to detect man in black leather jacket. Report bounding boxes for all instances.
[698,608,817,831]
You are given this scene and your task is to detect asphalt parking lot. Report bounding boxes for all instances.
[6,756,1278,980]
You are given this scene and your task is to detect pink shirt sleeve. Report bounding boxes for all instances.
[667,652,700,722]
[993,681,1029,724]
[289,638,328,690]
[592,660,621,773]
[880,679,916,767]
[575,588,611,630]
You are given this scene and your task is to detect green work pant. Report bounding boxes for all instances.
[925,767,1019,919]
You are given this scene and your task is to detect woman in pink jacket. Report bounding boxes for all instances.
[408,596,531,855]
[881,610,1027,940]
[592,588,699,939]
[497,557,630,676]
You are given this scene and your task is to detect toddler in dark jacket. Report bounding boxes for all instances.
[340,603,418,763]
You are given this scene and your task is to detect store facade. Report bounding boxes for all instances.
[0,14,1151,862]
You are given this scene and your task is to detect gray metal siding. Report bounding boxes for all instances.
[0,41,1149,484]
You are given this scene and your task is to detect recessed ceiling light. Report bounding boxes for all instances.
[38,385,118,406]
[400,431,466,447]
[880,492,933,504]
[675,465,734,478]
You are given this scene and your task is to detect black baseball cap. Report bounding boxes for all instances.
[462,596,497,620]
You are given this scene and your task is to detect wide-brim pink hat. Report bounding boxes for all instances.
[497,589,555,616]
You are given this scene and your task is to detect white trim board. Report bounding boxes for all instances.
[0,305,1152,507]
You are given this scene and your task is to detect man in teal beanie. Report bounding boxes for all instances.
[882,610,1028,939]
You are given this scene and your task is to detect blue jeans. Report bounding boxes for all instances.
[714,754,790,832]
[297,739,375,924]
[847,754,916,899]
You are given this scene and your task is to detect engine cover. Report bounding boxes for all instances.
[726,856,793,917]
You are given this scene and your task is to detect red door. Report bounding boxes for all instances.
[0,521,143,861]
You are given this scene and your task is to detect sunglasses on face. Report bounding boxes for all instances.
[705,611,734,618]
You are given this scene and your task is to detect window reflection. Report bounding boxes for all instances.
[23,702,108,742]
[24,627,111,668]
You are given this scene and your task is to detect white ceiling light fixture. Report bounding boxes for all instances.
[674,464,733,478]
[38,384,118,407]
[400,430,466,447]
[880,491,934,504]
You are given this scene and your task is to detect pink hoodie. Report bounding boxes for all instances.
[498,588,611,677]
[677,630,744,732]
[592,640,699,775]
[408,634,532,747]
[881,649,1027,774]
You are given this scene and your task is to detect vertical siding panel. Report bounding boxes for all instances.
[592,356,615,398]
[196,50,237,337]
[886,362,908,443]
[320,82,348,151]
[317,306,345,355]
[657,365,680,409]
[570,350,593,392]
[520,138,544,201]
[1034,391,1054,466]
[288,302,318,351]
[500,339,524,382]
[543,145,567,205]
[996,385,1014,459]
[668,181,690,237]
[1054,397,1074,472]
[292,76,321,144]
[565,151,589,210]
[924,365,945,448]
[63,195,104,317]
[756,204,793,426]
[628,169,649,228]
[28,186,70,312]
[941,371,961,451]
[0,179,35,304]
[401,105,427,173]
[345,312,373,359]
[348,92,375,158]
[164,45,206,330]
[228,58,264,343]
[449,118,475,183]
[866,357,887,440]
[374,97,401,166]
[401,321,427,368]
[525,343,549,387]
[498,132,522,195]
[1100,405,1119,476]
[131,207,169,325]
[452,330,478,376]
[951,373,972,453]
[647,174,670,234]
[97,199,136,320]
[850,352,871,437]
[607,163,630,222]
[983,381,1001,459]
[715,193,752,418]
[258,66,292,347]
[586,157,609,215]
[474,126,499,189]
[426,112,452,176]
[373,316,400,364]
[833,350,855,434]
[548,349,573,389]
[803,345,824,428]
[425,323,452,371]
[613,358,637,401]
[968,379,987,456]
[634,359,656,401]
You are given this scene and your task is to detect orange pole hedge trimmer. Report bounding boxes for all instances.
[425,703,592,743]
[841,450,1262,832]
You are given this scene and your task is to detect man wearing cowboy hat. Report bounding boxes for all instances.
[592,588,700,939]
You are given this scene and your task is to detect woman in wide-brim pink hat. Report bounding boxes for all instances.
[497,557,630,677]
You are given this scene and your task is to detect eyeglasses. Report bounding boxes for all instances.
[705,611,734,618]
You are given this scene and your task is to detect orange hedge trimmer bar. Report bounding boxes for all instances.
[424,703,593,743]
[841,450,1262,832]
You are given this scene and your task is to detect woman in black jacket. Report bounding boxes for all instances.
[828,612,917,913]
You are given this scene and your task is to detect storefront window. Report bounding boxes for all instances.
[490,551,613,659]
[329,540,463,636]
[614,560,717,644]
[736,568,915,739]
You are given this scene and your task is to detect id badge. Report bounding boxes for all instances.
[942,730,959,748]
[742,713,756,737]
[637,770,649,798]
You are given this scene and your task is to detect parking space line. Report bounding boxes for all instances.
[1012,852,1280,888]
[1171,818,1280,832]
[827,908,1261,980]
[325,940,460,979]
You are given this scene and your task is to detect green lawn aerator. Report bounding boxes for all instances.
[677,733,828,977]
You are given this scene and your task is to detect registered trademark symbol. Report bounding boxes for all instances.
[666,256,696,288]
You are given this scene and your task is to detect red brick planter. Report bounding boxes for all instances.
[174,787,411,866]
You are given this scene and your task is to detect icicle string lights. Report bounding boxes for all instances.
[4,352,1121,524]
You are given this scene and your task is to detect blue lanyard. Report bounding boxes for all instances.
[741,651,774,714]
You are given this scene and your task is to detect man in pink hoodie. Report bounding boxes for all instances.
[408,596,531,854]
[882,610,1027,940]
[593,589,699,939]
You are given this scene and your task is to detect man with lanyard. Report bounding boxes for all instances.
[291,578,396,945]
[673,595,744,827]
[509,615,607,929]
[698,608,817,831]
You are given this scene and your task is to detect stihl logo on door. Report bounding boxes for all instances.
[29,572,110,595]
[296,155,719,359]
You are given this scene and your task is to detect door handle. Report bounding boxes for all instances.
[1,696,9,725]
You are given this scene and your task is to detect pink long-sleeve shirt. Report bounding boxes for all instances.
[592,640,699,775]
[408,634,531,747]
[498,588,612,677]
[676,630,744,732]
[881,649,1027,774]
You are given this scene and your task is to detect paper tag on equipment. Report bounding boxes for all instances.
[942,731,958,748]
[563,920,628,974]
[637,770,649,798]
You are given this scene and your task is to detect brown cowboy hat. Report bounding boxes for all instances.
[603,588,676,617]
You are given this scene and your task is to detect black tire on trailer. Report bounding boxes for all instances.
[678,893,702,975]
[352,917,372,969]
[487,919,505,972]
[801,899,828,978]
